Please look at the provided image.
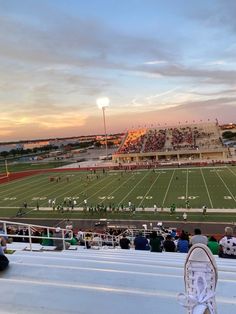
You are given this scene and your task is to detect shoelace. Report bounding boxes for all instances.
[178,273,216,314]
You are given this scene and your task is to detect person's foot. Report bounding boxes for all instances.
[178,244,218,314]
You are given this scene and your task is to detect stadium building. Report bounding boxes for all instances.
[113,122,230,163]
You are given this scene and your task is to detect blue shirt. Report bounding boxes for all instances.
[177,239,189,253]
[134,236,148,250]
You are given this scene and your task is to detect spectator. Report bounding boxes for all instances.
[150,231,162,252]
[208,236,219,255]
[119,234,130,249]
[163,235,176,252]
[18,227,29,243]
[219,227,236,259]
[41,229,53,246]
[67,233,78,246]
[77,229,84,245]
[0,225,7,252]
[190,228,208,246]
[53,227,70,250]
[32,229,41,243]
[84,232,92,249]
[177,233,189,253]
[134,231,149,250]
[0,245,9,271]
[91,234,101,247]
[0,224,8,241]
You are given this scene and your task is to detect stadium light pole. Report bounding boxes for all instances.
[96,97,110,158]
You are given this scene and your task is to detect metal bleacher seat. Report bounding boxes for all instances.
[1,247,236,313]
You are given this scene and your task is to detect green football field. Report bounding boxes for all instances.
[0,166,235,215]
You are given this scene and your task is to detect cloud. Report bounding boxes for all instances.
[207,60,226,66]
[0,7,175,68]
[132,63,236,85]
[144,60,168,65]
[186,0,236,33]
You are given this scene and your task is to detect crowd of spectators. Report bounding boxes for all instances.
[118,130,146,154]
[143,129,166,152]
[171,127,194,150]
[2,223,236,260]
[117,123,224,155]
[118,226,236,259]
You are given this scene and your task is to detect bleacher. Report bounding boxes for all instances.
[2,246,236,313]
[116,122,223,154]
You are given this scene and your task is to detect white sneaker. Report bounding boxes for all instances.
[178,244,218,314]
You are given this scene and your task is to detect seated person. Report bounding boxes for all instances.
[163,235,176,252]
[219,227,236,258]
[119,234,130,249]
[0,234,7,253]
[207,236,219,255]
[0,244,9,271]
[18,227,29,243]
[177,233,189,253]
[134,232,149,250]
[150,231,162,252]
[53,227,70,250]
[190,228,208,246]
[41,229,53,246]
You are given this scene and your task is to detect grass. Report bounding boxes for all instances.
[0,165,236,222]
[0,161,71,174]
[1,208,236,223]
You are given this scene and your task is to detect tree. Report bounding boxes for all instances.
[0,151,9,158]
[222,131,236,139]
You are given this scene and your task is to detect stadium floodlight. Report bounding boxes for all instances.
[96,97,110,110]
[96,97,110,158]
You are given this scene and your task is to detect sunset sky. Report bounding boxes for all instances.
[0,0,236,141]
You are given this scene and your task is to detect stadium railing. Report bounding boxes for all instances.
[0,220,72,250]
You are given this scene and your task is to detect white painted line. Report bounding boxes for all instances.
[118,171,151,206]
[185,169,189,200]
[162,170,175,207]
[227,166,236,177]
[138,173,161,207]
[215,171,236,203]
[78,176,119,206]
[200,169,213,209]
[98,173,136,205]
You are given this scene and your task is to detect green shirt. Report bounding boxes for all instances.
[208,241,219,255]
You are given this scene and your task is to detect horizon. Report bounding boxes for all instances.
[0,0,236,141]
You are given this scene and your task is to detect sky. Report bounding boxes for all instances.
[0,0,236,141]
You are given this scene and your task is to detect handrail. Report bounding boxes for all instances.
[0,220,72,251]
[81,231,118,249]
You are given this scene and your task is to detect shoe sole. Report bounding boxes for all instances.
[184,243,218,288]
[184,243,218,314]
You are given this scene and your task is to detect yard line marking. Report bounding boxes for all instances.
[10,173,107,207]
[98,174,136,205]
[77,176,119,206]
[200,169,213,209]
[0,176,53,206]
[0,175,47,197]
[138,173,161,207]
[227,166,236,177]
[10,175,71,205]
[43,173,110,206]
[117,171,151,206]
[10,173,85,206]
[162,170,175,207]
[185,169,189,200]
[215,171,236,203]
[48,175,108,203]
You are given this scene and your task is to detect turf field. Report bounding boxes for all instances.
[0,166,235,215]
[0,161,71,174]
